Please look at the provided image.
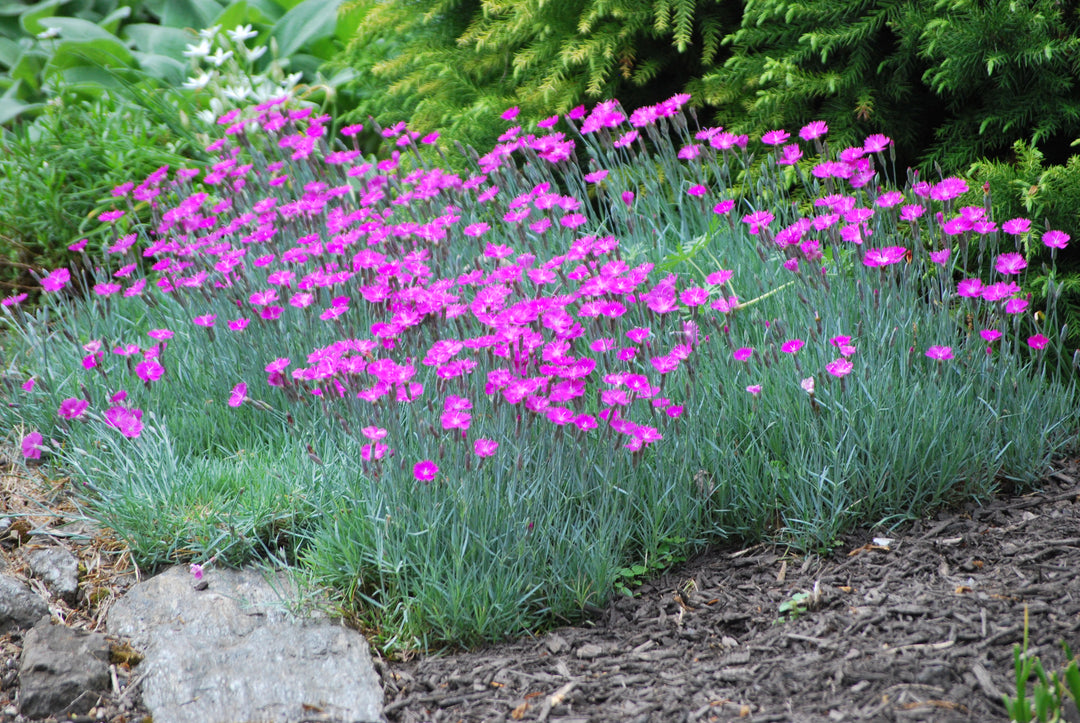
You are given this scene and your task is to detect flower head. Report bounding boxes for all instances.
[21,432,43,460]
[413,460,438,481]
[925,345,954,361]
[474,439,499,457]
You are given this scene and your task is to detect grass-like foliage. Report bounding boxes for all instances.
[2,96,1077,650]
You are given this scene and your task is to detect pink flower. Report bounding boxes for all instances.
[361,426,388,441]
[58,398,89,420]
[21,377,35,392]
[745,384,762,395]
[799,121,828,141]
[863,134,892,154]
[413,460,438,481]
[1027,334,1050,350]
[781,339,804,354]
[680,287,709,306]
[956,278,983,298]
[825,358,853,378]
[2,293,28,306]
[190,563,204,581]
[686,184,708,197]
[713,200,735,215]
[99,209,125,222]
[980,329,1002,343]
[733,347,753,362]
[464,222,489,237]
[473,439,499,458]
[621,191,635,207]
[1002,218,1031,235]
[994,252,1027,275]
[1004,298,1029,314]
[104,406,143,438]
[228,318,250,331]
[148,329,174,341]
[41,268,71,292]
[21,432,43,460]
[1043,230,1070,249]
[863,246,907,267]
[778,144,803,165]
[742,210,775,235]
[800,377,815,394]
[761,129,790,146]
[193,314,216,327]
[929,249,951,265]
[228,382,247,407]
[501,106,520,121]
[136,360,165,383]
[706,269,734,285]
[626,327,651,343]
[925,345,954,360]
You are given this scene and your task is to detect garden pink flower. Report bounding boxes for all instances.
[686,185,708,197]
[899,205,924,222]
[1004,298,1029,314]
[104,406,143,438]
[745,384,762,395]
[41,268,71,292]
[781,339,805,354]
[778,144,803,165]
[929,249,951,265]
[58,398,89,420]
[228,318,250,331]
[925,345,954,360]
[193,314,216,327]
[136,360,165,382]
[1043,230,1070,249]
[994,252,1027,275]
[583,169,609,183]
[228,382,247,407]
[980,329,1002,343]
[147,329,174,341]
[800,377,815,394]
[799,121,828,141]
[742,210,775,234]
[21,432,43,460]
[361,426,388,441]
[2,293,28,306]
[863,246,907,267]
[473,439,498,457]
[863,134,892,154]
[21,378,34,392]
[825,358,853,378]
[413,460,438,481]
[501,106,520,121]
[713,200,735,215]
[680,287,709,306]
[956,279,983,298]
[99,209,125,222]
[706,269,734,285]
[733,347,753,362]
[1027,334,1050,350]
[1002,218,1031,235]
[190,563,204,581]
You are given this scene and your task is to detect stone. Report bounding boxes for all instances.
[107,565,383,723]
[17,618,111,719]
[25,546,80,604]
[0,574,49,633]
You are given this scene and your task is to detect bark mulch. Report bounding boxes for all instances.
[378,458,1080,723]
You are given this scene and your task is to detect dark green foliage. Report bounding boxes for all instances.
[705,0,1080,172]
[0,91,198,299]
[334,0,740,153]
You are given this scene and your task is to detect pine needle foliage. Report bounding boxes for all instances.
[335,0,739,153]
[702,0,1080,172]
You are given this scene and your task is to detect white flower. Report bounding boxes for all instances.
[198,25,222,41]
[182,71,212,90]
[207,47,234,67]
[195,109,217,125]
[222,84,251,102]
[245,45,268,62]
[36,27,60,39]
[280,72,303,88]
[227,24,258,43]
[183,39,211,59]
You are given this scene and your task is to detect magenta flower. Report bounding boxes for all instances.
[799,121,828,141]
[190,563,204,582]
[361,426,388,441]
[778,144,803,165]
[21,432,43,460]
[713,199,735,215]
[1027,334,1050,350]
[980,329,1002,343]
[136,360,165,383]
[464,222,490,237]
[1004,298,1029,314]
[1043,230,1070,249]
[228,382,247,407]
[193,314,216,327]
[583,169,609,183]
[863,246,907,267]
[742,209,775,234]
[21,377,34,392]
[1002,218,1032,235]
[929,249,951,265]
[925,345,954,361]
[228,318,250,331]
[2,293,28,306]
[800,377,815,394]
[863,134,892,154]
[626,327,651,343]
[99,209,125,222]
[761,129,790,146]
[58,398,89,420]
[41,268,71,292]
[733,347,753,362]
[104,406,143,438]
[413,460,438,481]
[501,106,520,121]
[686,184,708,197]
[994,252,1027,275]
[472,439,499,458]
[680,287,709,306]
[621,191,635,207]
[825,358,853,378]
[781,339,805,354]
[929,177,968,201]
[706,269,734,285]
[745,384,763,396]
[147,329,174,341]
[956,278,983,298]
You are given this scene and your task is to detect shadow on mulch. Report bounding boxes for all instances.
[379,458,1080,723]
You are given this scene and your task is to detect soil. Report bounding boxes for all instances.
[3,457,1080,722]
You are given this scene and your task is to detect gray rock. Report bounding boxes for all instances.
[107,565,383,723]
[17,619,111,719]
[0,574,49,633]
[25,546,80,604]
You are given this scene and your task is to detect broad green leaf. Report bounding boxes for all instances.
[131,49,186,84]
[97,5,131,35]
[159,0,224,31]
[0,35,20,67]
[0,93,43,124]
[10,47,45,89]
[46,37,134,72]
[18,0,66,35]
[212,1,251,35]
[40,16,122,43]
[269,0,341,58]
[124,23,192,59]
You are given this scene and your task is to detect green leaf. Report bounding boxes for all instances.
[46,37,135,73]
[159,0,225,31]
[131,50,187,84]
[213,1,253,35]
[269,0,341,58]
[18,0,66,36]
[40,16,122,43]
[0,35,20,67]
[97,5,132,35]
[123,23,193,59]
[0,84,42,123]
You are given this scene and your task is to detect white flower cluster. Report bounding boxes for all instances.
[180,24,307,125]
